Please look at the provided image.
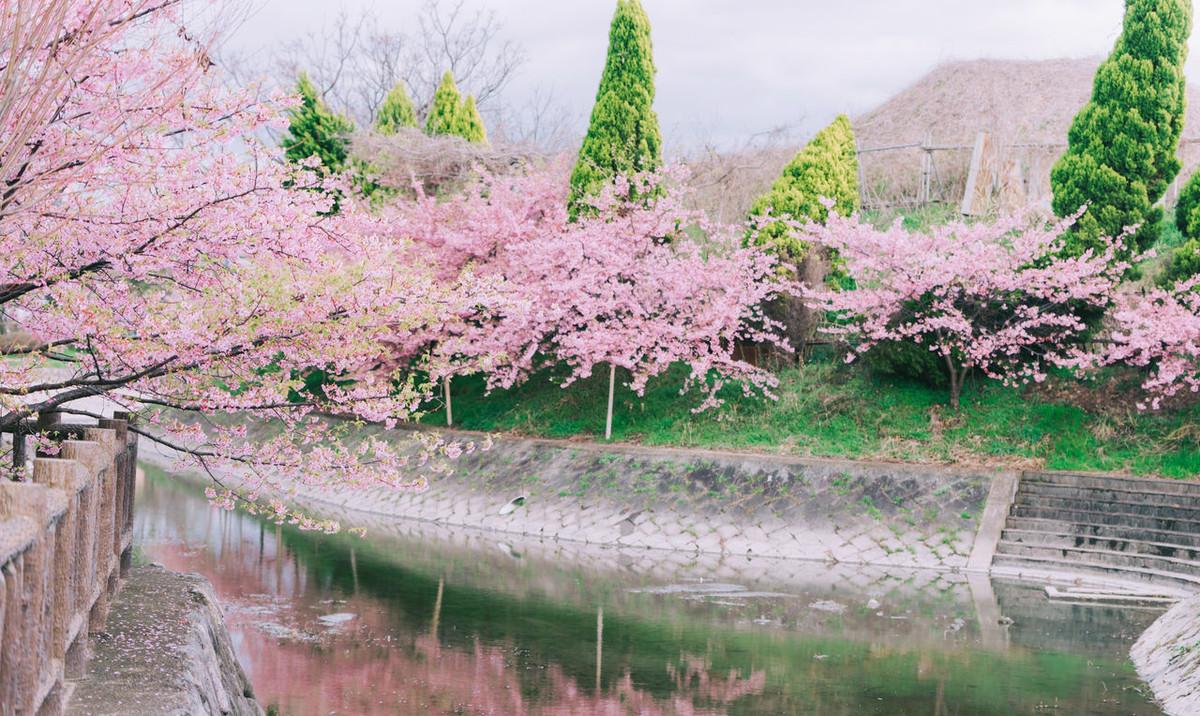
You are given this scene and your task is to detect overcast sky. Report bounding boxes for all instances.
[223,0,1200,152]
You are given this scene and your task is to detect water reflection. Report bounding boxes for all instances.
[134,466,1164,716]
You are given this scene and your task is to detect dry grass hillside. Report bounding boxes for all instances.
[686,57,1200,220]
[852,57,1200,209]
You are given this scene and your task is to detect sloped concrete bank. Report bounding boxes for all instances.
[260,430,1009,574]
[66,564,263,716]
[1133,594,1200,716]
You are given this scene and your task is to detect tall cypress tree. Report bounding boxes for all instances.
[375,82,418,135]
[458,95,488,144]
[282,73,354,173]
[568,0,661,217]
[426,71,465,138]
[1051,0,1192,261]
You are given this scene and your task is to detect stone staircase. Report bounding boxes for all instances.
[992,471,1200,594]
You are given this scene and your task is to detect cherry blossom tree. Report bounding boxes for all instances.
[800,209,1131,408]
[385,169,791,434]
[1088,277,1200,410]
[0,0,495,529]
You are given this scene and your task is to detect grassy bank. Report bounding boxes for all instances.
[420,358,1200,478]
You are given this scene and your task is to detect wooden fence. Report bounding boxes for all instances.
[0,412,138,716]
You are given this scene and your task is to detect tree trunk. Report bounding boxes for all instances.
[770,247,831,361]
[945,354,962,409]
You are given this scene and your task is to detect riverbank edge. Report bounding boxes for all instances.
[1133,593,1200,716]
[65,564,263,716]
[143,427,1009,577]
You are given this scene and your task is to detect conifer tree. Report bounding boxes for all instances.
[748,115,859,263]
[747,115,859,354]
[426,71,465,138]
[1051,0,1192,261]
[375,82,418,134]
[282,73,354,174]
[459,95,487,144]
[568,0,661,216]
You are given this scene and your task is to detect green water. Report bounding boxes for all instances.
[134,466,1165,715]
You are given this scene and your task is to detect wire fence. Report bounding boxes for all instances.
[856,134,1200,214]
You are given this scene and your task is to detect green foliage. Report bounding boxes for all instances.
[568,0,661,217]
[1050,0,1192,261]
[747,115,859,265]
[459,95,488,144]
[425,71,465,138]
[1162,171,1200,285]
[1162,237,1200,285]
[281,73,354,174]
[424,72,487,144]
[864,342,949,387]
[1177,171,1200,237]
[375,82,417,134]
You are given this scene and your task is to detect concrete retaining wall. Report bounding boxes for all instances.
[290,431,1007,573]
[1133,594,1200,716]
[65,565,262,716]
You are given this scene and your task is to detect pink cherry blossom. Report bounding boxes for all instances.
[1086,277,1200,410]
[381,168,792,412]
[0,0,492,524]
[799,208,1132,408]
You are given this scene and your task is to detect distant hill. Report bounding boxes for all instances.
[852,57,1200,210]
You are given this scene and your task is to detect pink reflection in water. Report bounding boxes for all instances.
[137,484,764,716]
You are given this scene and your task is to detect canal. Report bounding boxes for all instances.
[134,464,1165,715]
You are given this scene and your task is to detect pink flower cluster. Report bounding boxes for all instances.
[383,170,791,411]
[800,209,1132,406]
[1092,277,1200,410]
[0,0,499,520]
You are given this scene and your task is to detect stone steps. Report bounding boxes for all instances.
[1005,518,1200,549]
[1014,494,1200,523]
[995,472,1200,592]
[996,541,1200,578]
[1010,505,1200,534]
[1023,472,1200,497]
[1019,481,1200,508]
[1002,528,1200,561]
[992,553,1200,590]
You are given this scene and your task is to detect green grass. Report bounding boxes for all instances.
[422,358,1200,478]
[415,207,1200,478]
[862,202,964,231]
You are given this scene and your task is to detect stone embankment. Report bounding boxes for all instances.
[65,564,261,716]
[264,430,1008,573]
[1133,593,1200,716]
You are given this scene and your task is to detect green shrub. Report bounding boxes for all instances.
[426,71,465,138]
[1162,238,1200,286]
[375,82,418,134]
[1050,0,1192,263]
[864,342,949,388]
[568,0,661,218]
[282,73,353,174]
[424,72,487,144]
[459,95,487,144]
[747,115,859,267]
[1162,171,1200,286]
